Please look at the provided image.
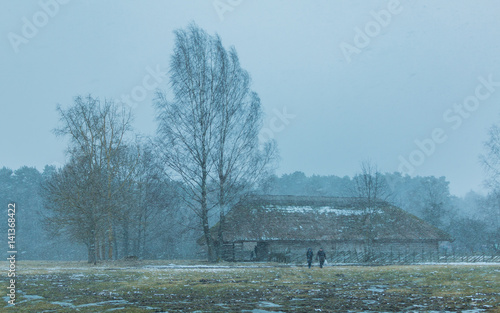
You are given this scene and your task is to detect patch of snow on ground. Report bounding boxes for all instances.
[367,285,386,293]
[51,301,76,308]
[419,262,500,266]
[241,309,285,313]
[20,294,44,301]
[69,273,86,280]
[142,264,277,271]
[426,311,486,313]
[77,299,131,307]
[258,301,281,307]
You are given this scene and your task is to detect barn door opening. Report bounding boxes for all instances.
[254,241,269,261]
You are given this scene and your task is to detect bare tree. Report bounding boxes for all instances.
[352,160,390,260]
[481,192,500,253]
[126,143,178,258]
[41,155,106,264]
[49,95,138,262]
[155,23,275,262]
[481,124,500,189]
[155,25,220,262]
[419,177,449,228]
[479,123,500,250]
[210,41,277,259]
[352,161,390,202]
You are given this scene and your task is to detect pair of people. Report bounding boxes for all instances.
[306,248,327,268]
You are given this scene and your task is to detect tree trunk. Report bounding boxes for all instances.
[96,236,101,261]
[101,237,107,261]
[202,175,215,261]
[217,210,225,260]
[107,218,114,260]
[123,219,129,257]
[201,156,215,262]
[216,183,226,261]
[202,209,215,262]
[112,225,119,260]
[87,242,96,264]
[142,209,148,258]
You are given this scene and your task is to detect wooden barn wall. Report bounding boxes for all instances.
[223,240,440,262]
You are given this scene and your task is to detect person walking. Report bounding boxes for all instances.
[306,248,314,268]
[317,248,326,268]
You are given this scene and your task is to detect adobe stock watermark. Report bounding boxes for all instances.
[7,0,71,53]
[340,0,403,63]
[398,74,500,176]
[7,202,17,306]
[213,0,243,22]
[259,106,296,142]
[120,65,167,109]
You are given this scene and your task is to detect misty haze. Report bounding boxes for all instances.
[1,1,499,312]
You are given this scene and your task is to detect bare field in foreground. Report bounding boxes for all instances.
[2,260,499,312]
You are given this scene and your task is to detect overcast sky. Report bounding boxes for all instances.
[1,0,500,196]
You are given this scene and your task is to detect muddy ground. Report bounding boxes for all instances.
[2,261,499,312]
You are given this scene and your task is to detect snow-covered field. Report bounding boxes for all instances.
[2,260,499,312]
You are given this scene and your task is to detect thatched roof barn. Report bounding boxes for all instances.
[211,195,452,263]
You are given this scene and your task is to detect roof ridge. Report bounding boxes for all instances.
[241,194,389,205]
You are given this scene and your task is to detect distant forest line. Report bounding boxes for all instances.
[1,165,497,261]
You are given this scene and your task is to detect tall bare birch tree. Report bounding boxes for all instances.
[155,24,275,262]
[211,43,277,258]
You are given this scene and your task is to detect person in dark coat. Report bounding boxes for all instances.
[317,248,326,268]
[306,248,314,268]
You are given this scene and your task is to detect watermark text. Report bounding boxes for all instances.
[259,106,296,142]
[120,65,167,109]
[7,202,17,306]
[398,74,500,176]
[8,0,71,53]
[340,0,402,63]
[213,0,244,22]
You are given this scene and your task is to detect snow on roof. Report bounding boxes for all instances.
[210,195,453,243]
[263,205,382,215]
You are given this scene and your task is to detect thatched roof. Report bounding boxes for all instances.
[218,195,452,243]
